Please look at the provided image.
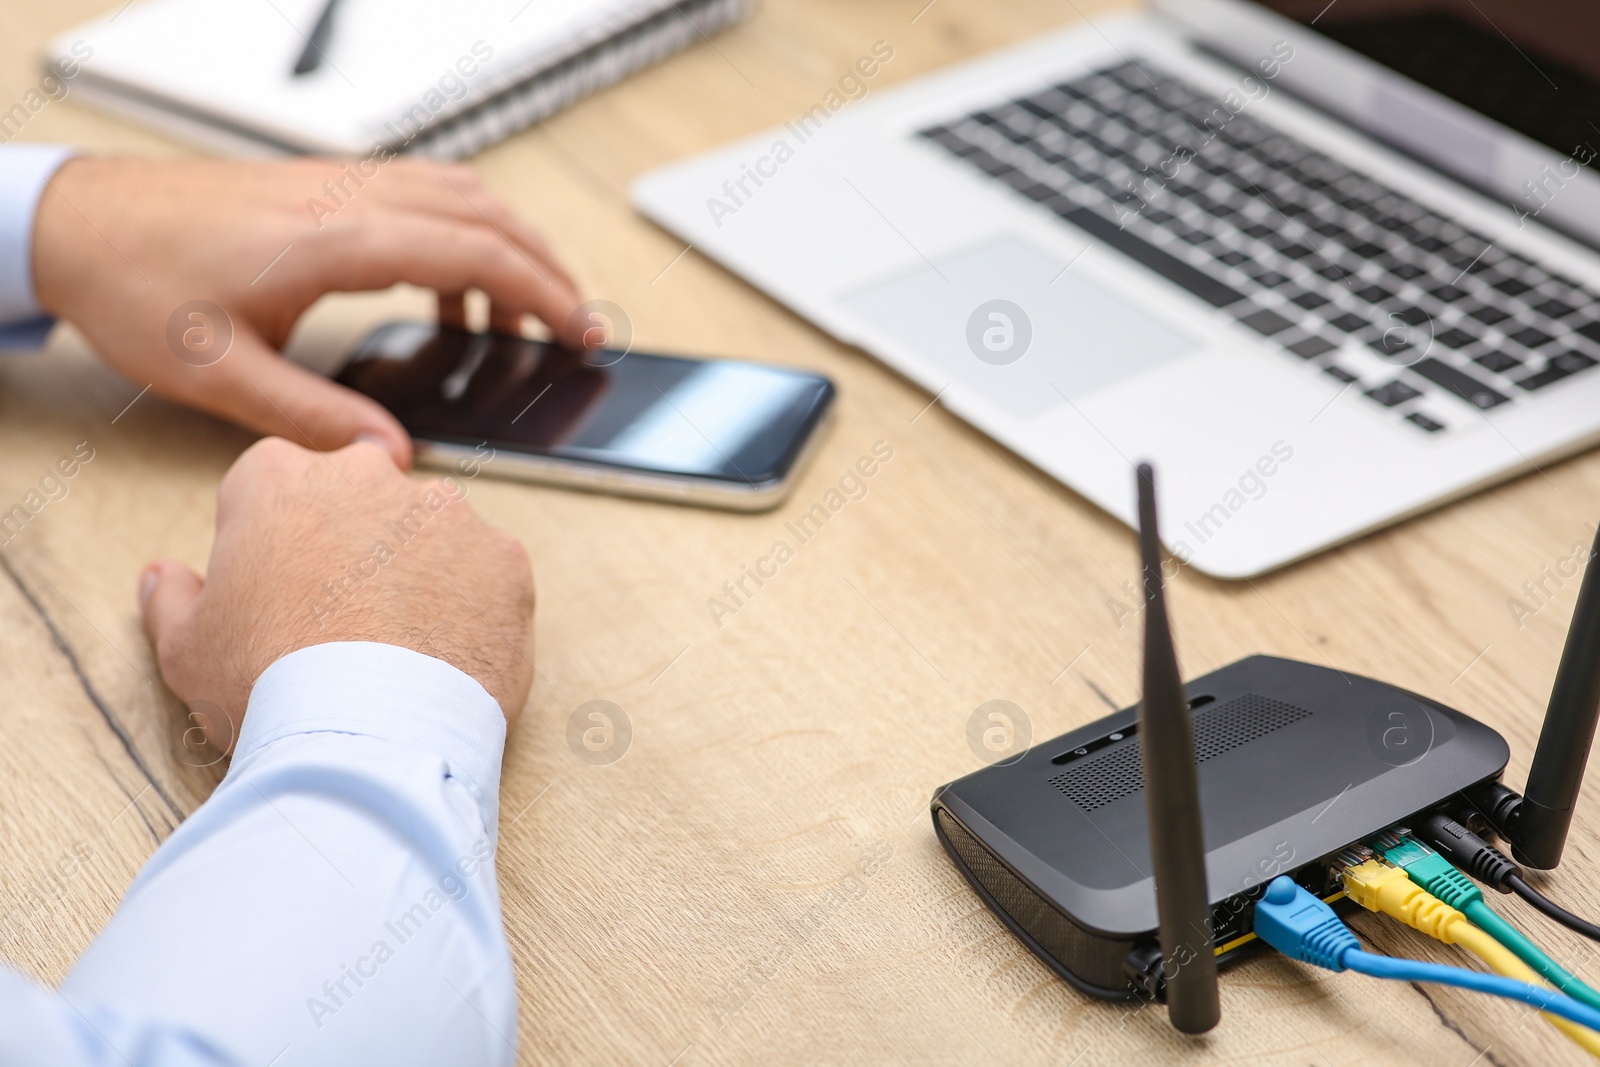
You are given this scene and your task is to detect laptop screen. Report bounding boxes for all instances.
[1247,2,1600,160]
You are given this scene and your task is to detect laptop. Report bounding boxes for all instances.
[631,0,1600,578]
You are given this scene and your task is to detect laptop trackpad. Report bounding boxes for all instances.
[839,236,1201,418]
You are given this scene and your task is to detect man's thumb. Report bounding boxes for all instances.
[140,559,204,651]
[191,333,414,470]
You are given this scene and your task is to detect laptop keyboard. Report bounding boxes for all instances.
[917,60,1600,433]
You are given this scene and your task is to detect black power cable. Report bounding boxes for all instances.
[1417,811,1600,944]
[1507,874,1600,944]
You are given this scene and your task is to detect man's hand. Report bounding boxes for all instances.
[139,438,535,750]
[32,157,591,468]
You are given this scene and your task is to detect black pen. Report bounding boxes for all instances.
[292,0,343,77]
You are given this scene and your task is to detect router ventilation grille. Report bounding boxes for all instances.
[1048,695,1313,812]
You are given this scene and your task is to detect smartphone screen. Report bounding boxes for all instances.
[338,324,834,485]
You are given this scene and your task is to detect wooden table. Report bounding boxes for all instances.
[4,1,1600,1063]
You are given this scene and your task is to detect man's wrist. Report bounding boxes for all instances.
[232,641,508,829]
[0,145,75,327]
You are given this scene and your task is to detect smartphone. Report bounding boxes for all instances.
[337,322,836,510]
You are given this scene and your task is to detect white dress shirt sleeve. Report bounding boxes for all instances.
[0,642,519,1067]
[0,144,75,349]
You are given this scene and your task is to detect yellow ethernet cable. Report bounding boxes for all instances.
[1340,856,1600,1059]
[1374,832,1600,1010]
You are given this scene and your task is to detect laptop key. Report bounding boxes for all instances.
[1324,365,1358,383]
[1534,298,1577,319]
[1286,335,1339,359]
[1367,380,1422,407]
[1391,306,1430,326]
[1517,350,1599,391]
[1290,290,1330,310]
[1370,334,1412,358]
[1435,327,1477,349]
[1058,206,1246,307]
[1327,312,1369,333]
[1492,277,1533,296]
[1405,411,1446,433]
[1010,179,1058,201]
[1508,326,1555,348]
[1410,357,1511,408]
[920,128,970,153]
[974,156,1016,178]
[1553,349,1598,373]
[1467,305,1512,326]
[1238,308,1296,336]
[1474,351,1523,373]
[1573,320,1600,346]
[1430,284,1468,302]
[1354,284,1394,303]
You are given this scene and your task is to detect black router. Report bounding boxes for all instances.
[931,464,1600,1033]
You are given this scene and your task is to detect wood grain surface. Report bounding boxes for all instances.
[3,1,1600,1064]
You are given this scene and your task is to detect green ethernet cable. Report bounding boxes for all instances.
[1375,830,1600,1012]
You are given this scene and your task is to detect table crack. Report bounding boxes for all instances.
[1408,979,1511,1067]
[0,552,182,825]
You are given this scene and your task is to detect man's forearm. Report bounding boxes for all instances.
[0,643,517,1066]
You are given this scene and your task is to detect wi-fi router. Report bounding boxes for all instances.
[931,464,1600,1032]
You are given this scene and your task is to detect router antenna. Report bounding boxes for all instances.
[1135,463,1219,1033]
[1510,522,1600,869]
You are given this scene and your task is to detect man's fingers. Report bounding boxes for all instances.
[312,213,590,348]
[441,292,524,335]
[139,558,239,750]
[166,331,414,469]
[139,559,203,653]
[371,164,580,293]
[488,303,525,335]
[438,292,468,330]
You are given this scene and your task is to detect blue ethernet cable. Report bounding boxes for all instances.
[1253,875,1600,1035]
[1374,831,1600,1011]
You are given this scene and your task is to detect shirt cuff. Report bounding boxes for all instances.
[233,641,508,829]
[0,144,75,325]
[0,314,54,349]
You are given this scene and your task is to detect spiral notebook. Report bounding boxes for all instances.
[48,0,748,159]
